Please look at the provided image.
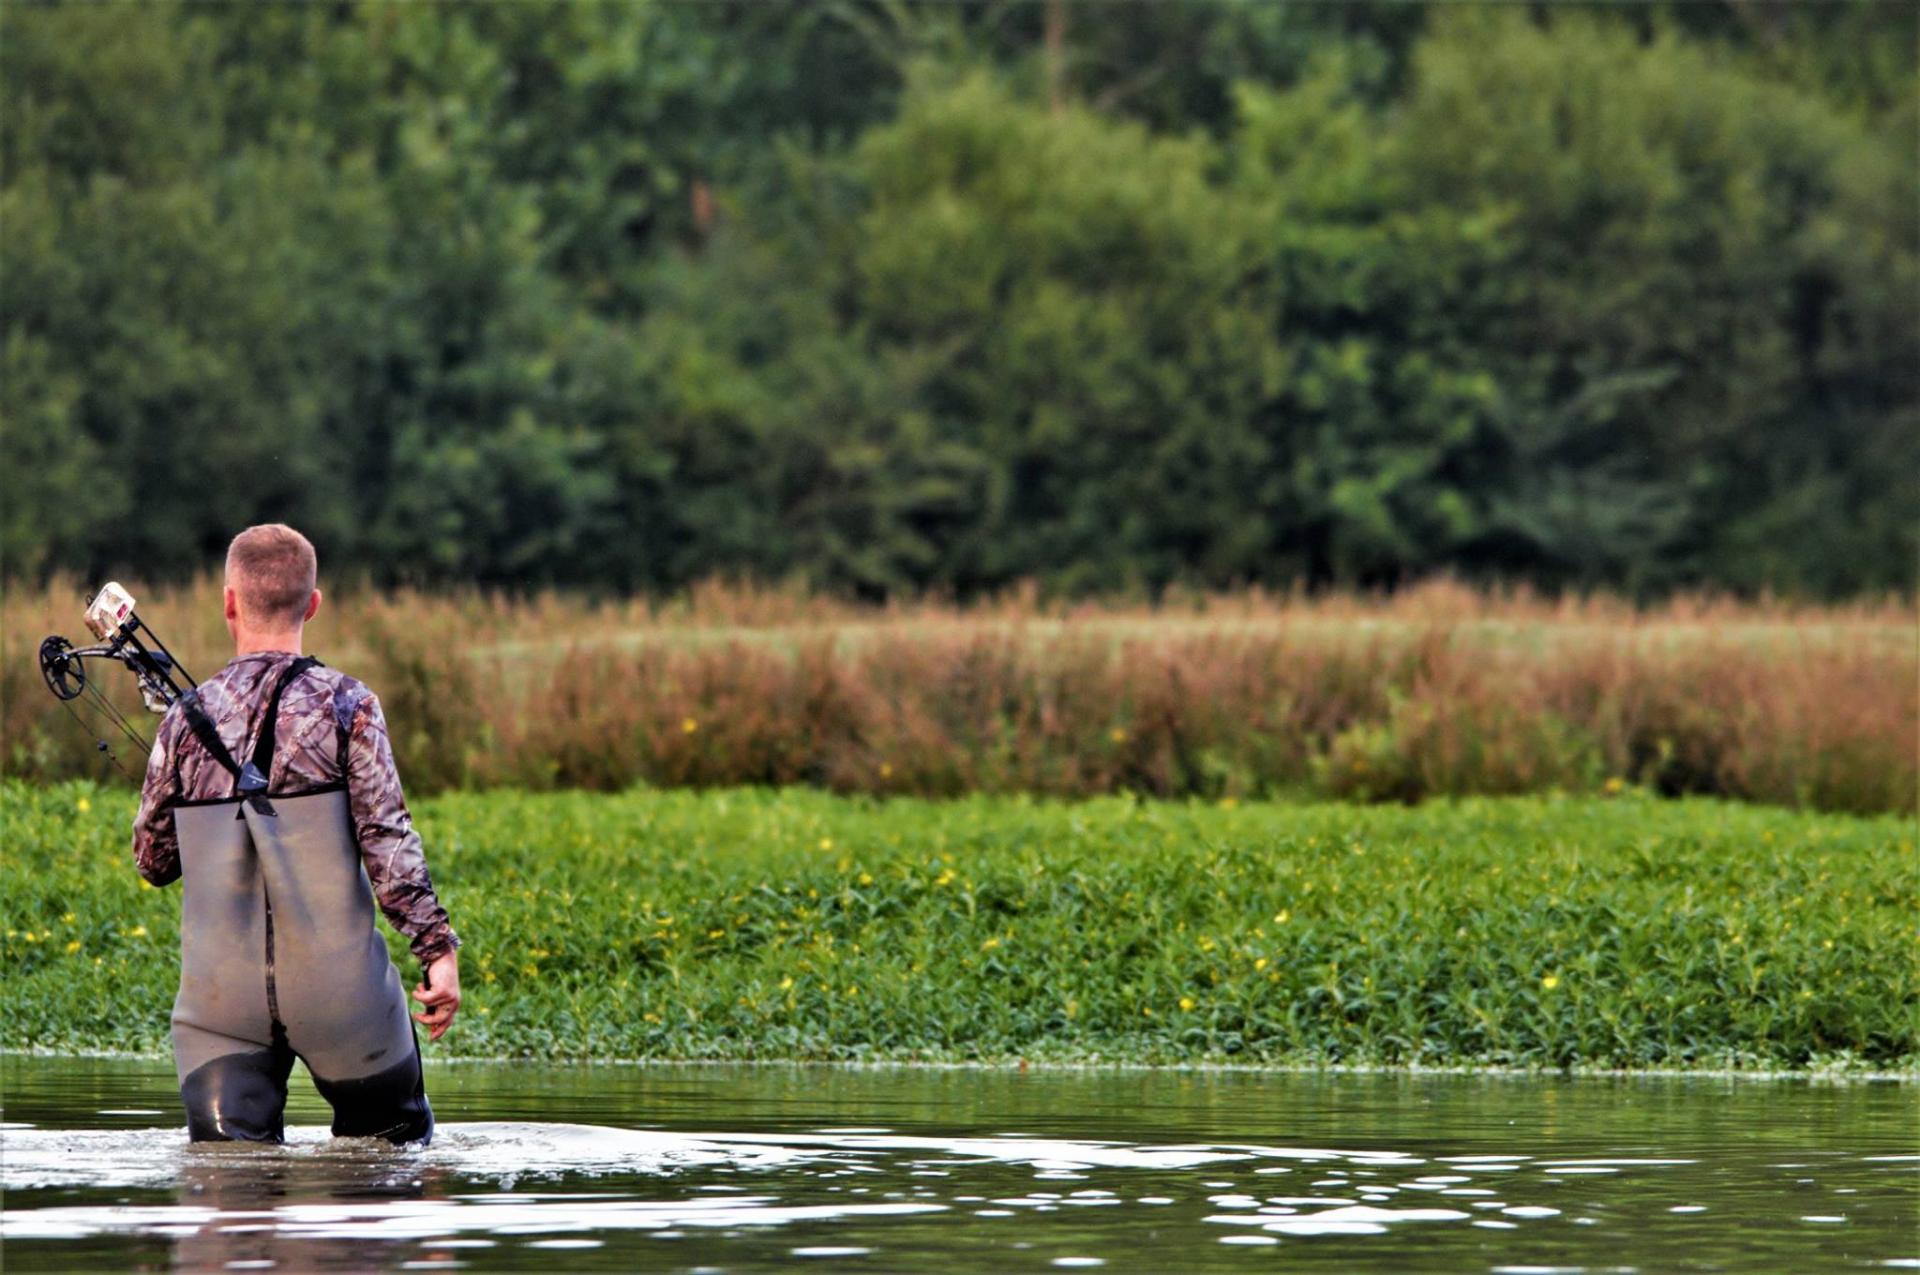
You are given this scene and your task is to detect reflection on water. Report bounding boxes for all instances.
[0,1056,1914,1272]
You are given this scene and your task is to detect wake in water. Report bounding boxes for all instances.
[2,1119,1448,1194]
[2,1121,836,1192]
[0,1119,1672,1246]
[10,1116,1906,1273]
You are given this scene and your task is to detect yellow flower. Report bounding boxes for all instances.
[780,976,794,990]
[1541,975,1561,990]
[479,1007,491,1015]
[1273,910,1290,924]
[858,872,873,886]
[981,937,1001,951]
[1218,797,1238,809]
[62,912,76,924]
[819,838,833,851]
[76,797,91,813]
[1254,957,1269,971]
[65,940,82,954]
[1603,777,1626,796]
[21,932,36,943]
[1179,996,1196,1011]
[1109,727,1129,744]
[681,717,699,734]
[934,868,956,887]
[707,929,725,939]
[129,926,148,938]
[643,1012,661,1024]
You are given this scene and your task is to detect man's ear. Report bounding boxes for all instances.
[303,588,322,624]
[224,586,241,623]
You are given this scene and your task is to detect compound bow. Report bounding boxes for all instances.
[38,583,196,781]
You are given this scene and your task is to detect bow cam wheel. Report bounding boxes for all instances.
[39,636,86,701]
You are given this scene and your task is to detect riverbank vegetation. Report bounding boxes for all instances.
[6,579,1912,814]
[4,783,1911,1071]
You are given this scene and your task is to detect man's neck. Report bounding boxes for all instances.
[234,632,304,658]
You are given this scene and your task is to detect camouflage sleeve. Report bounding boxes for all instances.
[131,710,183,887]
[345,690,460,963]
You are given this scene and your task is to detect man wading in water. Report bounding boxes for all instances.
[132,524,461,1143]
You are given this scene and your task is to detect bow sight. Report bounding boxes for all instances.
[39,582,196,778]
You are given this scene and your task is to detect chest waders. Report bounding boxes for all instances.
[170,657,431,1144]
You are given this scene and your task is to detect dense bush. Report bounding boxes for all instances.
[1,3,1913,596]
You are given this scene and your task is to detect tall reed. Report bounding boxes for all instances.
[3,577,1912,812]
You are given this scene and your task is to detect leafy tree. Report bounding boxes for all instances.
[1382,11,1918,590]
[1,1,1912,596]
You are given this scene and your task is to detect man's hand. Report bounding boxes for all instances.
[411,950,461,1042]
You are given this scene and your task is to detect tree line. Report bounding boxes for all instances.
[3,1,1914,597]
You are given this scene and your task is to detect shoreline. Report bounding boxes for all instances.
[7,1047,1911,1084]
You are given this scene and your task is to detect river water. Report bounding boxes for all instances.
[1,1055,1912,1272]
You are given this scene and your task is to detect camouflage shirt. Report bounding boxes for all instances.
[132,651,460,963]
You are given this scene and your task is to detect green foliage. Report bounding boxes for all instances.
[3,782,1913,1069]
[1383,12,1920,592]
[1,3,1913,595]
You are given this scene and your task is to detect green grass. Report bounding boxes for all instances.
[2,781,1914,1071]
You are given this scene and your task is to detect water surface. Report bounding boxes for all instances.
[2,1055,1913,1271]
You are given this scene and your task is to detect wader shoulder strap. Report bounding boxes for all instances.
[240,657,322,809]
[179,656,322,814]
[179,691,245,782]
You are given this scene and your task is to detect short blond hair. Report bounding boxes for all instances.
[225,524,318,629]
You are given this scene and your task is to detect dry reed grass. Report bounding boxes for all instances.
[4,576,1912,812]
